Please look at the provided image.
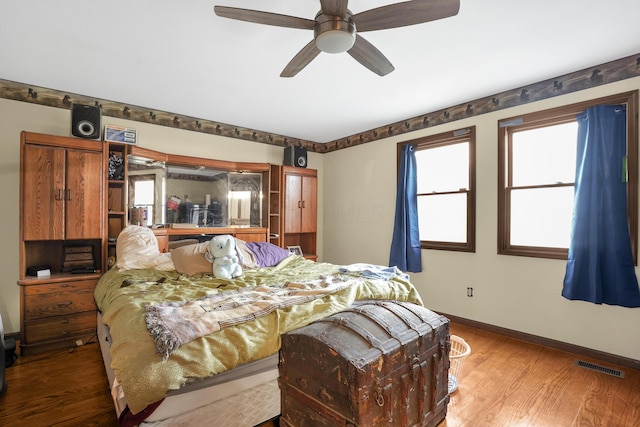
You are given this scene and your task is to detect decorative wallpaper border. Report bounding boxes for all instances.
[325,53,640,153]
[1,53,639,153]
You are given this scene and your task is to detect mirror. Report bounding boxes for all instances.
[128,157,165,226]
[229,172,263,227]
[165,165,228,226]
[127,155,264,228]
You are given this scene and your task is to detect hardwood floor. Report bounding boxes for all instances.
[443,324,640,427]
[1,323,638,426]
[0,337,118,426]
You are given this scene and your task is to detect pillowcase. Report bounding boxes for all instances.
[244,241,291,267]
[170,241,212,276]
[154,252,176,271]
[116,225,175,271]
[168,238,200,250]
[234,238,260,269]
[165,238,292,274]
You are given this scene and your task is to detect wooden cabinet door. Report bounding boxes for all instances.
[284,172,317,234]
[300,175,317,233]
[23,144,65,240]
[65,149,103,239]
[284,174,302,233]
[23,144,102,241]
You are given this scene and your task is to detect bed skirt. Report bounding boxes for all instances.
[97,313,280,425]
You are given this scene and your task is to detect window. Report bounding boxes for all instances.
[132,178,155,226]
[498,91,638,260]
[404,126,476,252]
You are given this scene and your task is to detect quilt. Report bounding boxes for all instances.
[94,255,423,414]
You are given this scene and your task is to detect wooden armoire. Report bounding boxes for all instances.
[17,131,105,355]
[281,166,317,260]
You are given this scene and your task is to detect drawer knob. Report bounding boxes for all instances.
[57,301,72,308]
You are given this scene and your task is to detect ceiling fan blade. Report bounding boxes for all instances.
[347,34,394,76]
[320,0,348,17]
[281,40,322,77]
[214,6,315,30]
[354,0,460,32]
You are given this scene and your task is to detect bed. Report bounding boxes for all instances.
[95,226,424,426]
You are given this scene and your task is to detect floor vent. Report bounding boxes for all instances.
[575,360,625,378]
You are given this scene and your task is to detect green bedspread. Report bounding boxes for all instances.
[94,255,423,414]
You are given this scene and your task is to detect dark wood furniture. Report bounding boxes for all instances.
[153,226,269,252]
[281,166,317,260]
[125,147,316,254]
[21,133,103,241]
[279,301,450,426]
[16,131,318,356]
[18,131,105,355]
[128,145,273,246]
[269,164,283,248]
[105,141,128,268]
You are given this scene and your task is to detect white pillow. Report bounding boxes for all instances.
[116,225,174,271]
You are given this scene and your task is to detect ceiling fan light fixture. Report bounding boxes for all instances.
[314,13,356,53]
[215,1,461,76]
[315,30,355,53]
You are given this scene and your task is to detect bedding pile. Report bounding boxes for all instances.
[95,227,424,415]
[145,274,359,359]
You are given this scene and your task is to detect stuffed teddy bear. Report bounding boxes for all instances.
[206,235,243,279]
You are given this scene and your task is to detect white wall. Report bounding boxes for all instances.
[0,99,324,333]
[3,77,639,362]
[323,77,640,362]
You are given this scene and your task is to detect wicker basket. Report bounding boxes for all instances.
[448,335,471,393]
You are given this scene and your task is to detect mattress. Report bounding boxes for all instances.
[141,380,280,427]
[97,313,280,424]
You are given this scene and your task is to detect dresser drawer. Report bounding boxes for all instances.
[24,311,96,343]
[23,279,97,321]
[23,279,96,296]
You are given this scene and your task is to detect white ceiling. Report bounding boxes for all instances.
[2,0,640,143]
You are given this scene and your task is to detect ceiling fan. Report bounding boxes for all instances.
[214,0,460,77]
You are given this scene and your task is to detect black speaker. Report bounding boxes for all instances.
[71,104,101,139]
[284,146,307,168]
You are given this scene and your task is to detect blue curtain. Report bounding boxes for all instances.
[562,104,640,307]
[389,144,422,272]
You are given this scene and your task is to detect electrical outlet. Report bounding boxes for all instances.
[466,287,474,297]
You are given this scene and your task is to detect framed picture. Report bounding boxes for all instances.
[288,245,303,256]
[104,124,137,145]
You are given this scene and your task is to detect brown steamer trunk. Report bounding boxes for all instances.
[279,300,450,427]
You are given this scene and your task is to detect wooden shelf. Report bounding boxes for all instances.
[105,142,129,268]
[269,164,283,247]
[18,271,102,285]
